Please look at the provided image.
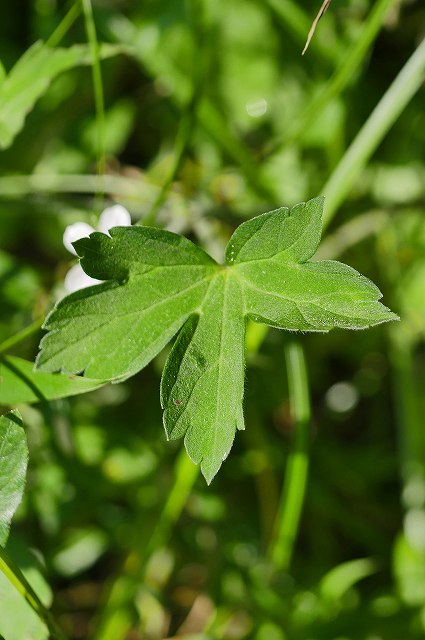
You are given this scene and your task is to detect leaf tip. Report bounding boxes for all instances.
[387,311,401,323]
[201,463,217,486]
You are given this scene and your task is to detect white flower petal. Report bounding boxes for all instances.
[63,222,96,256]
[98,205,131,234]
[64,264,102,294]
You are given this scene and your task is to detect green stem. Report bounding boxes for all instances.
[269,340,311,572]
[316,209,389,260]
[143,450,200,558]
[389,328,425,508]
[0,546,67,640]
[81,0,106,195]
[0,318,44,356]
[46,1,81,48]
[142,103,196,227]
[93,450,199,640]
[143,0,207,226]
[322,36,425,228]
[199,100,278,203]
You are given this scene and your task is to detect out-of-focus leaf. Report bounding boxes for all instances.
[0,251,39,311]
[102,446,157,483]
[81,98,137,157]
[0,356,106,405]
[0,410,27,546]
[0,252,40,344]
[52,528,108,577]
[319,557,377,601]
[397,263,425,340]
[0,40,124,149]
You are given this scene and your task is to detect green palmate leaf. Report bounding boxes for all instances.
[36,197,398,482]
[0,356,105,405]
[37,227,216,382]
[0,411,28,546]
[0,40,124,149]
[161,274,246,481]
[227,199,394,331]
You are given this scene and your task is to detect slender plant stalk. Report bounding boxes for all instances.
[143,451,200,557]
[322,36,425,228]
[265,0,339,65]
[46,1,82,48]
[0,547,67,640]
[93,450,199,640]
[143,0,206,226]
[244,321,280,543]
[269,341,311,572]
[0,318,44,356]
[0,174,158,200]
[81,0,106,195]
[142,97,199,226]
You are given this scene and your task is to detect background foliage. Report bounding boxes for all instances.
[0,0,424,638]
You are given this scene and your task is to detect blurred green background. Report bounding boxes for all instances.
[0,0,425,638]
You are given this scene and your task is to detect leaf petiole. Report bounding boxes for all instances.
[269,340,311,572]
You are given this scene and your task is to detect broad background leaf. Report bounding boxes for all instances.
[0,539,51,640]
[230,197,398,331]
[0,417,50,640]
[0,356,106,405]
[0,410,28,546]
[36,198,397,481]
[161,272,246,483]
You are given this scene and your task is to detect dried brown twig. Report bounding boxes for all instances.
[302,0,332,55]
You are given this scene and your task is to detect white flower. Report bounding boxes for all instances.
[63,205,131,294]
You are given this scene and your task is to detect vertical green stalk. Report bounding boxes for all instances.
[245,321,280,545]
[0,547,67,640]
[322,36,425,228]
[269,341,311,572]
[143,450,200,558]
[93,450,199,640]
[389,329,425,506]
[81,0,106,194]
[142,108,194,226]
